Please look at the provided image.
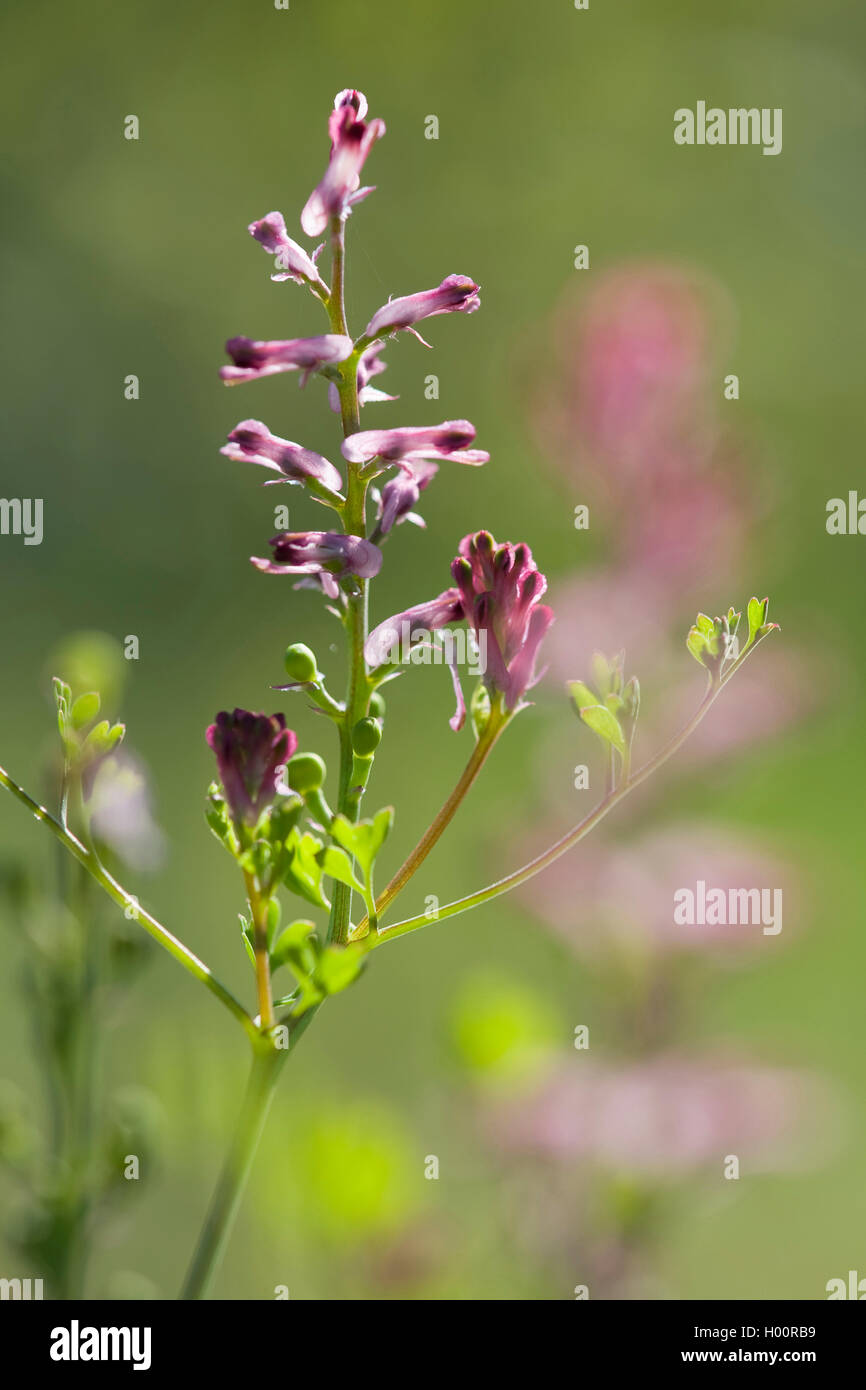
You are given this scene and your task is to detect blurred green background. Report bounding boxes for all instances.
[1,0,864,1299]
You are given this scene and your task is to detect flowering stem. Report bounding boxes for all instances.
[371,675,727,945]
[325,213,371,944]
[0,763,258,1041]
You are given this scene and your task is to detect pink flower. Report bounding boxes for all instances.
[221,420,344,499]
[364,274,480,344]
[364,590,465,668]
[489,1054,833,1176]
[301,90,385,237]
[366,531,553,727]
[342,420,488,470]
[206,709,297,828]
[452,532,553,712]
[220,334,353,386]
[251,531,382,600]
[375,459,439,535]
[247,211,324,287]
[517,823,796,960]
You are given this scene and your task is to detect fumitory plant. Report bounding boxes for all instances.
[0,88,779,1299]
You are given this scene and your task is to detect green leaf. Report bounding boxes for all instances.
[313,943,364,998]
[82,720,125,758]
[271,919,318,974]
[70,691,100,731]
[568,680,597,713]
[266,897,281,951]
[577,703,627,755]
[281,829,329,908]
[239,912,256,968]
[470,682,491,740]
[330,808,394,883]
[53,677,72,744]
[320,846,365,896]
[746,595,769,649]
[205,783,238,853]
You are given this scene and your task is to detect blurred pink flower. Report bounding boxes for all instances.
[532,264,751,588]
[489,1053,834,1176]
[89,754,165,871]
[517,824,797,959]
[535,264,725,481]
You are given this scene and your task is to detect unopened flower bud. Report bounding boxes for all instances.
[352,717,382,757]
[287,752,327,795]
[284,643,319,684]
[368,691,386,720]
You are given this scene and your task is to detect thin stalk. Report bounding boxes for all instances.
[358,705,508,936]
[0,764,257,1040]
[243,870,275,1031]
[372,677,722,946]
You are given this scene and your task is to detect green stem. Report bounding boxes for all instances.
[324,214,370,945]
[180,1043,282,1300]
[244,870,275,1031]
[180,1005,320,1300]
[372,676,722,946]
[0,764,257,1041]
[354,704,508,939]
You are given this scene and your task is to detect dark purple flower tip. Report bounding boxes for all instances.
[247,211,322,285]
[250,532,383,596]
[301,90,385,238]
[206,708,297,827]
[220,334,353,386]
[365,275,481,341]
[221,420,344,498]
[341,420,489,469]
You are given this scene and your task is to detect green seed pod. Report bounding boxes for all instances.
[368,691,386,720]
[352,717,382,757]
[287,752,326,795]
[283,643,319,684]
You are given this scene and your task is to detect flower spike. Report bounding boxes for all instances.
[301,90,385,237]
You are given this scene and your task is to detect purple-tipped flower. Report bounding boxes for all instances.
[301,90,385,237]
[365,274,481,344]
[365,589,464,667]
[206,709,297,827]
[251,531,383,600]
[221,420,344,499]
[452,532,553,711]
[376,459,439,534]
[220,334,353,386]
[247,211,325,287]
[342,420,489,470]
[328,340,396,414]
[366,531,553,728]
